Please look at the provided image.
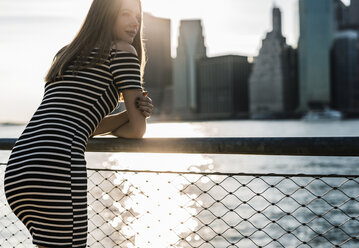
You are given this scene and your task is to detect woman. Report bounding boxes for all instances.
[3,0,153,247]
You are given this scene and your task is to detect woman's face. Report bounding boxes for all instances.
[113,0,141,44]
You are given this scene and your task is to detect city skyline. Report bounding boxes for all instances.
[0,0,349,122]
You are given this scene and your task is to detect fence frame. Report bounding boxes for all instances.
[1,137,358,247]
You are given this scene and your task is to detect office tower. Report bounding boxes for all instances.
[173,20,206,118]
[197,55,252,118]
[331,31,359,112]
[348,0,359,29]
[142,13,172,116]
[334,0,348,30]
[298,0,334,111]
[249,7,298,117]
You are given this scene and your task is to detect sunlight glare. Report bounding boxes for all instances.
[144,122,206,138]
[108,172,202,247]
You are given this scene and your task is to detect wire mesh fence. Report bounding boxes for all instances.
[0,165,358,247]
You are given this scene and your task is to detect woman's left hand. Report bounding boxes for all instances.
[136,91,154,118]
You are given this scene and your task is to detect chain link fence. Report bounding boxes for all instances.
[0,164,358,247]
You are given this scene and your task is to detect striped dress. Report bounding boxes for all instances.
[3,47,144,247]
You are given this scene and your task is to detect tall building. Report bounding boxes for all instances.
[348,0,359,29]
[331,31,359,112]
[197,55,252,119]
[249,7,298,117]
[298,0,334,111]
[334,0,359,31]
[142,13,172,116]
[173,20,206,118]
[334,0,348,30]
[331,0,359,114]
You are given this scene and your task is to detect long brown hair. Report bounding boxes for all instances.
[44,0,146,96]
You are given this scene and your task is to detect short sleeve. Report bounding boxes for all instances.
[109,49,143,92]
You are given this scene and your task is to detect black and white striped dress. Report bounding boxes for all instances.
[3,47,143,247]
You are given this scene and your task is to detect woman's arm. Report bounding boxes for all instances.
[90,110,129,137]
[111,89,146,139]
[110,120,145,138]
[91,91,152,138]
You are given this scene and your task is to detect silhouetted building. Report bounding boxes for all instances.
[249,7,298,117]
[173,20,207,119]
[298,0,334,111]
[197,55,252,118]
[283,46,299,112]
[334,0,349,30]
[331,0,359,114]
[348,0,359,30]
[331,31,359,113]
[142,12,172,116]
[335,0,359,31]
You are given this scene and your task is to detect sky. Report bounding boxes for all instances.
[0,0,331,123]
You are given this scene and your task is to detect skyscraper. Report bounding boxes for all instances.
[142,13,172,116]
[348,0,359,29]
[197,55,252,119]
[173,20,206,118]
[298,0,334,111]
[331,31,359,112]
[249,7,298,117]
[331,0,359,114]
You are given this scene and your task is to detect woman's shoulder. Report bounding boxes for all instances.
[110,41,138,56]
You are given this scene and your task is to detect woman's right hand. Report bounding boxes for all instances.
[136,91,153,119]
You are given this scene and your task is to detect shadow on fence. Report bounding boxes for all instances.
[1,165,358,248]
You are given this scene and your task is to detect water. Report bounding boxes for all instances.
[1,119,359,247]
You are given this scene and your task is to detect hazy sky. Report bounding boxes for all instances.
[0,0,312,123]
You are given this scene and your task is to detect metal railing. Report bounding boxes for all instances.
[0,137,358,247]
[1,136,359,156]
